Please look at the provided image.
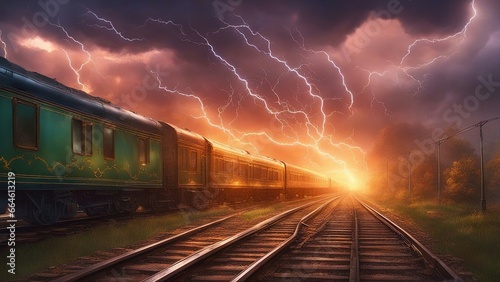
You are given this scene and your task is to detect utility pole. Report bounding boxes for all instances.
[407,151,411,195]
[436,141,444,205]
[386,160,389,192]
[476,117,499,213]
[478,121,487,213]
[434,117,498,211]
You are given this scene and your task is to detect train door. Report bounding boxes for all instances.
[201,155,207,188]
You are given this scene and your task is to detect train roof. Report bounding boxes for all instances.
[161,122,206,146]
[285,162,329,179]
[207,138,284,167]
[0,57,161,135]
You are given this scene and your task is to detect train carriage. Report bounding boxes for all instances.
[284,163,331,197]
[207,139,285,200]
[0,57,162,224]
[158,123,207,207]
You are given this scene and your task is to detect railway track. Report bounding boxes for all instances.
[39,194,461,281]
[245,196,463,281]
[41,195,334,281]
[0,199,278,246]
[153,196,339,281]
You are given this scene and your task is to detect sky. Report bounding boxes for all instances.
[0,0,499,189]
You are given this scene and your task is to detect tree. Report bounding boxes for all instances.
[485,152,500,202]
[367,122,430,199]
[411,155,437,200]
[444,156,480,203]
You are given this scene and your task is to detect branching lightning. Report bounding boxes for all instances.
[141,18,187,36]
[0,29,7,58]
[142,17,367,171]
[355,66,388,95]
[370,90,392,117]
[84,10,144,42]
[49,21,93,91]
[356,0,478,99]
[288,26,355,113]
[399,0,477,66]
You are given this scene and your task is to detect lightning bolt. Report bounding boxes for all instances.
[354,66,388,95]
[146,17,366,173]
[288,26,355,111]
[49,21,93,91]
[140,18,187,36]
[83,9,144,42]
[72,11,376,180]
[399,0,477,66]
[72,9,367,179]
[0,29,7,58]
[370,90,392,117]
[352,0,478,102]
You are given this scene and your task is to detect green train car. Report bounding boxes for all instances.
[0,57,162,224]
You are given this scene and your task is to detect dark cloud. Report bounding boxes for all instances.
[396,0,473,35]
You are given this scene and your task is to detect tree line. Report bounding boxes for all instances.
[368,122,500,204]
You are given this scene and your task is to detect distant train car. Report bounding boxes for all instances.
[0,57,162,224]
[207,139,285,201]
[284,163,331,197]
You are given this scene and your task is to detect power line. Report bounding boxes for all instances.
[434,116,499,211]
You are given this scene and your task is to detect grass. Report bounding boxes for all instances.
[240,203,283,221]
[378,200,500,282]
[0,206,233,281]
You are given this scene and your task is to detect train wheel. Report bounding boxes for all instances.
[112,194,139,213]
[192,191,210,210]
[27,192,61,225]
[84,206,109,216]
[149,193,163,211]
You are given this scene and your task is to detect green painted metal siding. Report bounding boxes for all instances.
[0,90,162,190]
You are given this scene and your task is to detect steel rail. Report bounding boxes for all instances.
[142,197,333,282]
[53,213,238,282]
[231,196,341,281]
[355,197,463,282]
[349,209,359,282]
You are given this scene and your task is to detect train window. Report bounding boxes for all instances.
[238,163,245,177]
[189,151,197,172]
[138,137,149,165]
[244,164,248,177]
[103,127,114,160]
[13,99,39,150]
[254,166,260,179]
[217,158,222,173]
[180,147,188,170]
[84,124,92,155]
[72,119,92,156]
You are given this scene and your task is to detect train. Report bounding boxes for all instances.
[0,56,336,225]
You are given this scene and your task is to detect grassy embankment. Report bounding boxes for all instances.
[379,200,500,282]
